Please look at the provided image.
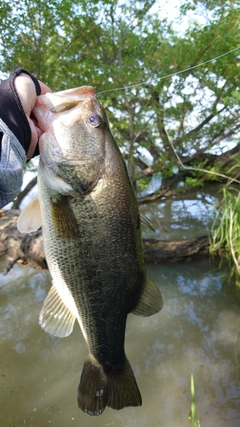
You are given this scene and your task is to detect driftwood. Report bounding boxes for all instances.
[0,209,47,271]
[0,209,211,272]
[143,236,210,263]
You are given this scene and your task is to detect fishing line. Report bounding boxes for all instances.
[166,128,240,186]
[96,46,240,96]
[96,45,240,185]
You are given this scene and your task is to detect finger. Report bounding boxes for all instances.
[15,74,36,117]
[26,118,38,159]
[38,80,52,95]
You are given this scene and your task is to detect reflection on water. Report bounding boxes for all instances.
[0,257,239,427]
[140,184,223,241]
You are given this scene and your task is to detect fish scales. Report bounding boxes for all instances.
[18,85,163,415]
[38,146,144,367]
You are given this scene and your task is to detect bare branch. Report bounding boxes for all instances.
[12,176,37,209]
[184,106,226,141]
[166,129,240,185]
[182,122,240,164]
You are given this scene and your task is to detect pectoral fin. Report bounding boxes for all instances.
[39,283,76,338]
[17,196,42,233]
[131,274,163,316]
[51,197,79,239]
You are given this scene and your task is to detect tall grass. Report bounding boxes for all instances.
[210,187,240,287]
[188,374,201,427]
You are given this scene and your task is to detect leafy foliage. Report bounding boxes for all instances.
[0,0,240,185]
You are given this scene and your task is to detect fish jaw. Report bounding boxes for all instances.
[34,88,107,196]
[33,85,106,162]
[33,85,96,131]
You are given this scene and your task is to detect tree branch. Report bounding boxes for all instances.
[12,176,37,209]
[166,128,240,185]
[182,122,240,165]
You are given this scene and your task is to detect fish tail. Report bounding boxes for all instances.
[77,355,142,416]
[106,356,142,411]
[77,355,108,416]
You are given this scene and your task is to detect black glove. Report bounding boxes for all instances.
[0,67,41,155]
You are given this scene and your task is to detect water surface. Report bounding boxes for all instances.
[140,183,223,241]
[0,257,239,427]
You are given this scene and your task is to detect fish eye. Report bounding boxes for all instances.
[87,113,101,128]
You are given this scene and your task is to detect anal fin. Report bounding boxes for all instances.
[131,273,163,316]
[39,283,76,337]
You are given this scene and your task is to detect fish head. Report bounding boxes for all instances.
[33,86,109,195]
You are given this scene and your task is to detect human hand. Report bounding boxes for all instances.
[15,73,52,159]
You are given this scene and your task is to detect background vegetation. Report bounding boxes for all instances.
[1,0,240,186]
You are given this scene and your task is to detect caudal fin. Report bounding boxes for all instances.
[77,355,142,416]
[106,357,142,411]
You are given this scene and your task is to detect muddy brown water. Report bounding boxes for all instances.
[0,185,240,426]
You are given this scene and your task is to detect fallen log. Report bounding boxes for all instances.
[0,209,47,271]
[143,236,210,263]
[0,209,211,271]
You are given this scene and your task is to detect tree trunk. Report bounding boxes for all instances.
[0,210,212,272]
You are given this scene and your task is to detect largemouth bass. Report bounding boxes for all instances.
[18,86,163,415]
